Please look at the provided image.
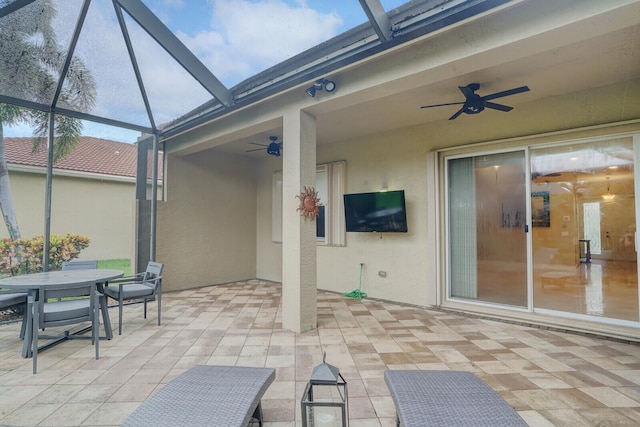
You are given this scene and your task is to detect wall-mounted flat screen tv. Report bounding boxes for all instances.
[344,190,408,232]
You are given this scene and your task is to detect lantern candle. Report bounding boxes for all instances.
[316,412,337,427]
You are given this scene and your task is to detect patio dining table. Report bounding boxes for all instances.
[0,269,124,357]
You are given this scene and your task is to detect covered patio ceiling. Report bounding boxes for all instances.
[208,1,640,157]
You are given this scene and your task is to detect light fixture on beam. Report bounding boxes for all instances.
[306,78,336,97]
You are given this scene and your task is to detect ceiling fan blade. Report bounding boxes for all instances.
[245,148,266,153]
[449,107,465,120]
[483,101,513,112]
[247,142,268,147]
[458,84,478,99]
[481,85,530,101]
[421,101,465,108]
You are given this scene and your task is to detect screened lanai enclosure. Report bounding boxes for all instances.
[0,0,458,269]
[2,0,640,340]
[1,0,502,131]
[0,0,464,269]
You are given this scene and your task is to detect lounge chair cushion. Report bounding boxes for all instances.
[384,370,527,427]
[43,299,91,322]
[122,365,276,427]
[104,282,155,299]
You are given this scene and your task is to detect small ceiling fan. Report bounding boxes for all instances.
[246,136,283,157]
[421,83,530,120]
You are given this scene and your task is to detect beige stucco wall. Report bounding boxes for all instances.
[255,129,431,306]
[2,168,136,260]
[318,131,429,306]
[156,0,640,338]
[156,149,258,291]
[251,82,640,308]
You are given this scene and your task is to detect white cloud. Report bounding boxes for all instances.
[177,0,344,86]
[6,0,344,139]
[82,0,344,127]
[51,1,213,128]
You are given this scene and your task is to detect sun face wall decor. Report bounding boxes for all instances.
[296,186,322,220]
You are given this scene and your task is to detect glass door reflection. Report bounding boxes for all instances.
[530,138,638,321]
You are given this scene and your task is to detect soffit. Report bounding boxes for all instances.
[201,0,640,157]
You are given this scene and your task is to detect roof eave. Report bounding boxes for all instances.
[158,0,514,142]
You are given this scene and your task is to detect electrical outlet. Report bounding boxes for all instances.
[378,271,387,278]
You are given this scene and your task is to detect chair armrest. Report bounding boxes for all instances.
[113,275,162,286]
[104,273,145,285]
[0,289,28,295]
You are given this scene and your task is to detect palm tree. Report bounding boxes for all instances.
[0,0,96,240]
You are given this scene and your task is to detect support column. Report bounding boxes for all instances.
[282,109,317,333]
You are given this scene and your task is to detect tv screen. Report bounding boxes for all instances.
[344,190,408,232]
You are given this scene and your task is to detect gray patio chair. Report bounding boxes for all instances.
[58,261,98,302]
[30,281,101,374]
[0,289,28,338]
[62,260,98,270]
[103,261,163,335]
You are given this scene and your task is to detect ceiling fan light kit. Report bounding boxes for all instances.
[246,136,283,157]
[421,83,530,120]
[267,140,281,157]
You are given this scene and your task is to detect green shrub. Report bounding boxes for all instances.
[0,233,90,276]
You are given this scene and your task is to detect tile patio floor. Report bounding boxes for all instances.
[1,280,640,426]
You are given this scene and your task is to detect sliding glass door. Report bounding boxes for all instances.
[447,151,528,307]
[531,137,638,321]
[445,135,639,323]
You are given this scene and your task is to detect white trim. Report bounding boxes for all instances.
[534,307,640,329]
[524,148,534,312]
[271,161,346,246]
[437,120,640,154]
[426,151,440,306]
[8,164,138,184]
[328,161,346,247]
[440,299,640,341]
[634,133,640,320]
[315,165,328,245]
[446,296,531,313]
[272,171,283,243]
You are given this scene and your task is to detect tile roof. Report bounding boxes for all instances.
[3,136,163,179]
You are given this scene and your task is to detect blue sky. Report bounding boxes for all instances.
[143,0,405,87]
[146,1,407,41]
[5,0,407,142]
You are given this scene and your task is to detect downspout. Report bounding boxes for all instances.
[43,112,55,271]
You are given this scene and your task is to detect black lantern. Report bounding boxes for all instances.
[301,352,348,426]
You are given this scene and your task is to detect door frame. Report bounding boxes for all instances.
[435,130,640,330]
